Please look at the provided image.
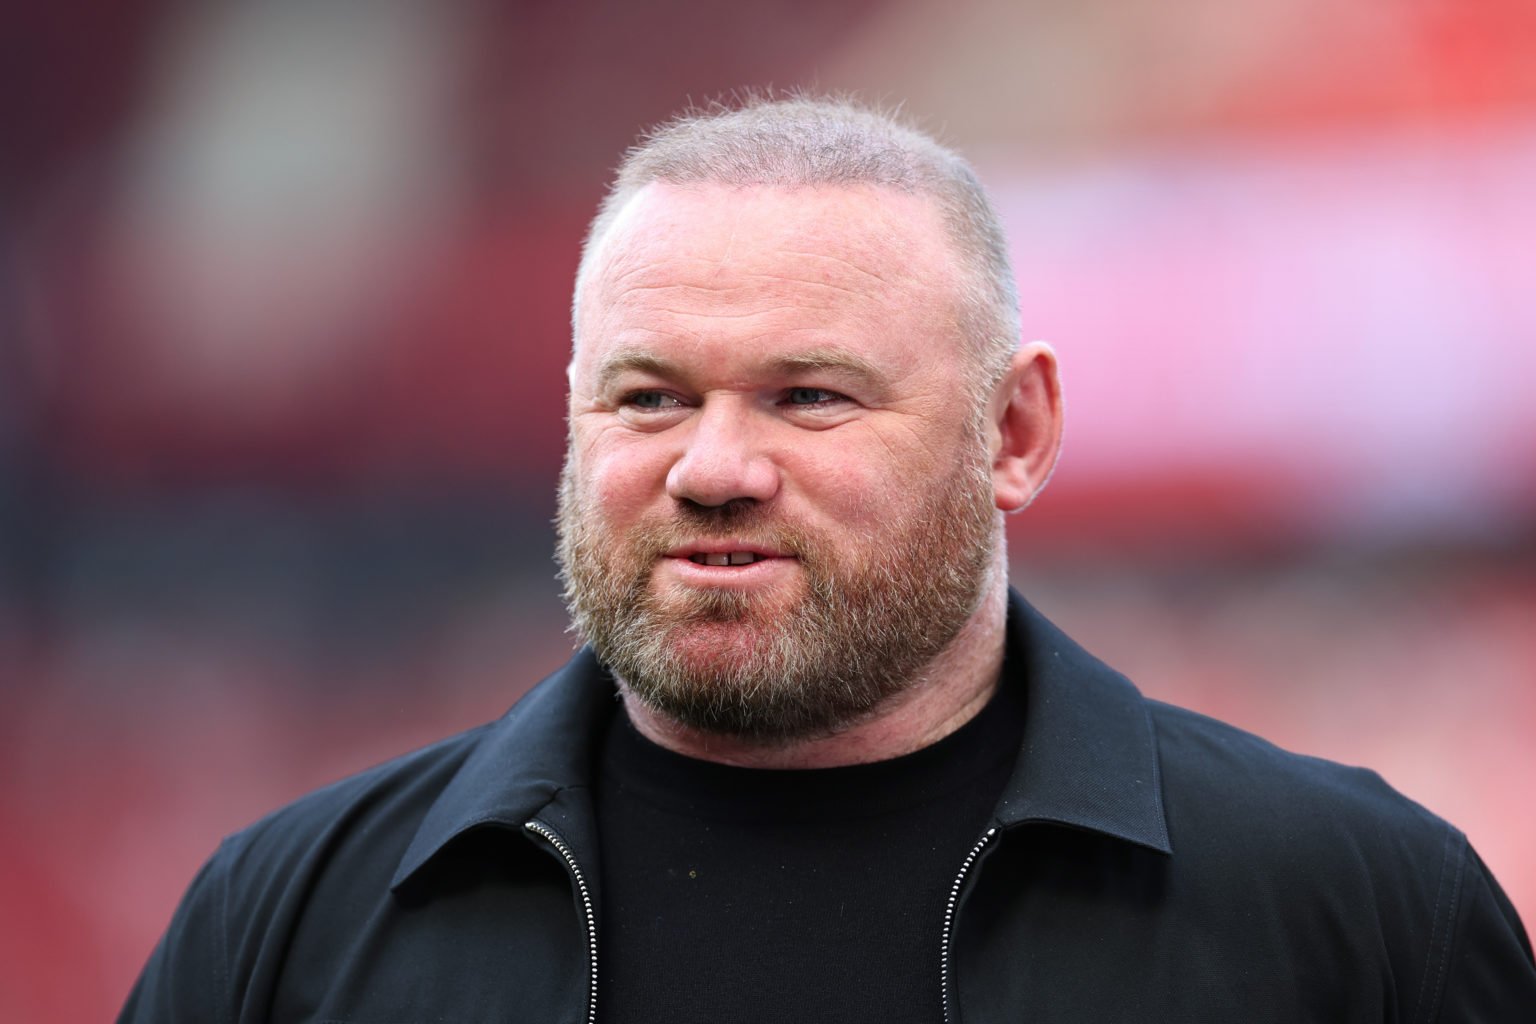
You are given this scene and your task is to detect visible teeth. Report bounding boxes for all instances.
[687,551,762,566]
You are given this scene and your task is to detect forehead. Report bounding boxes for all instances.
[594,180,955,281]
[574,182,967,373]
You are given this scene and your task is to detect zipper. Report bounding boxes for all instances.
[940,826,998,1024]
[525,819,599,1024]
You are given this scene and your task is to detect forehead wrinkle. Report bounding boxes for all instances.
[647,305,829,322]
[579,185,971,371]
[594,274,874,339]
[593,231,931,325]
[606,266,888,306]
[601,254,723,292]
[601,223,918,291]
[773,248,898,291]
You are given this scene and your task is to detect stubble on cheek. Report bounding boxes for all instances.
[554,432,999,743]
[557,456,813,640]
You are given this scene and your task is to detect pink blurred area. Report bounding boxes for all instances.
[3,1,1534,1019]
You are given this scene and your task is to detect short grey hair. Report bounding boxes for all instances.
[572,93,1020,390]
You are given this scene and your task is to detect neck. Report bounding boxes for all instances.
[620,564,1011,770]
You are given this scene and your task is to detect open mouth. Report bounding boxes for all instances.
[688,552,769,566]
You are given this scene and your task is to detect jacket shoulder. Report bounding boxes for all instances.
[1147,699,1459,975]
[1145,697,1447,845]
[119,724,490,1023]
[224,722,489,873]
[1141,699,1536,1017]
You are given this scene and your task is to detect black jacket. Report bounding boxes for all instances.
[121,592,1536,1022]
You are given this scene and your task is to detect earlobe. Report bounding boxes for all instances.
[990,341,1063,513]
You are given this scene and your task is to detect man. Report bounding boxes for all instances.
[123,96,1535,1022]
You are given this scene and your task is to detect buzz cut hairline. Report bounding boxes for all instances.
[570,90,1021,394]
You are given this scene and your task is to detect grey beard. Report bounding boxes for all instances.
[555,448,998,743]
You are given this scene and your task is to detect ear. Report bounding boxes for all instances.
[988,341,1063,513]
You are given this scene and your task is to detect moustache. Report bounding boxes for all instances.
[635,500,816,563]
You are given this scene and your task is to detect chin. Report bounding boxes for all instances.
[659,618,781,667]
[653,578,802,623]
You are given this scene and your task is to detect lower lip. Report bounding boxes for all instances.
[658,556,797,588]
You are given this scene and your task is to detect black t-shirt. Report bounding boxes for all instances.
[593,681,1025,1024]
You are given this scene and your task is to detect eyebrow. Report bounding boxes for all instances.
[594,345,893,395]
[594,350,678,394]
[767,347,890,391]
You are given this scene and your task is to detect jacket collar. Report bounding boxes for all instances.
[390,648,616,889]
[391,589,1170,888]
[995,590,1171,854]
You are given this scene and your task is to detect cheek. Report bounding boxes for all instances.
[783,438,911,523]
[582,438,670,520]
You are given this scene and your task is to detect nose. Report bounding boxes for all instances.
[665,401,781,508]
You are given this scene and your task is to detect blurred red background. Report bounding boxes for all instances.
[3,1,1534,1019]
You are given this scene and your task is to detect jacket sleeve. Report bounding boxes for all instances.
[117,844,233,1024]
[1429,842,1536,1023]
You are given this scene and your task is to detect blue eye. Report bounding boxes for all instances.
[785,387,841,406]
[624,391,679,410]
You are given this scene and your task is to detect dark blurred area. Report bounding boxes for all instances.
[3,1,1534,1019]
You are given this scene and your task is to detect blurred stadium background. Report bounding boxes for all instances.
[3,1,1534,1018]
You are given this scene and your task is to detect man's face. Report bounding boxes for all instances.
[558,182,1002,742]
